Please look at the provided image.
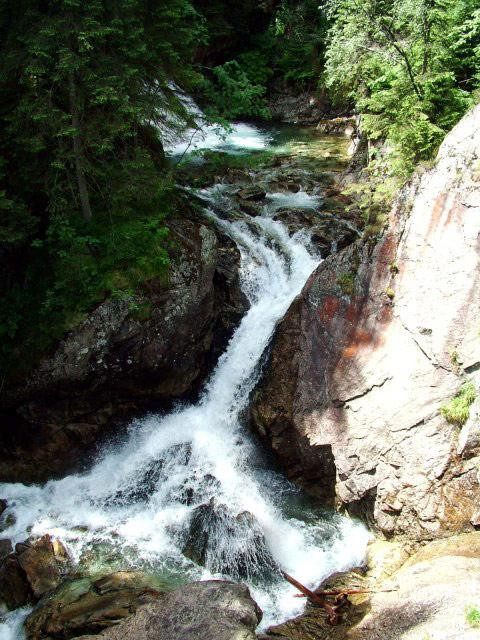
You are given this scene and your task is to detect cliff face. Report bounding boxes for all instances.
[252,104,480,541]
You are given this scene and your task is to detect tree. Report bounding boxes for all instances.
[324,0,478,174]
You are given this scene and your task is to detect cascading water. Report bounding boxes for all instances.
[0,121,368,636]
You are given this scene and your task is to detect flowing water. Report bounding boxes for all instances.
[0,119,369,636]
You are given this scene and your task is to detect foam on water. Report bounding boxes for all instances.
[264,190,322,213]
[166,121,271,156]
[160,86,272,156]
[0,609,31,640]
[0,145,369,635]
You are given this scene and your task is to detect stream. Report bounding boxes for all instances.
[0,119,369,637]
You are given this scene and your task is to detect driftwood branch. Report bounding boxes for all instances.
[281,571,398,625]
[280,571,340,625]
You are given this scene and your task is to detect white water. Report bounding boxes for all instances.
[0,121,368,635]
[166,121,271,156]
[161,84,271,157]
[0,609,30,640]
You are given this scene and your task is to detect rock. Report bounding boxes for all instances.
[236,186,266,202]
[239,200,262,217]
[263,533,480,640]
[0,214,248,483]
[0,535,70,609]
[25,571,162,640]
[316,116,357,136]
[75,580,262,640]
[183,498,277,579]
[347,533,480,640]
[251,104,480,540]
[0,539,12,560]
[0,500,7,517]
[267,85,330,125]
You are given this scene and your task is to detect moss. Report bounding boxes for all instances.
[440,382,476,426]
[465,605,480,628]
[385,287,395,300]
[337,272,355,296]
[450,350,459,367]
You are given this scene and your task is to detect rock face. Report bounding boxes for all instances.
[0,535,70,610]
[0,214,248,483]
[251,104,480,540]
[30,579,262,640]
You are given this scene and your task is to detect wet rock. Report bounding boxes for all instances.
[251,104,480,540]
[239,200,262,217]
[25,571,162,640]
[0,214,247,484]
[0,539,12,560]
[0,500,7,517]
[178,473,220,506]
[0,554,33,610]
[76,580,262,640]
[272,208,359,256]
[236,186,266,202]
[183,498,277,579]
[0,535,71,609]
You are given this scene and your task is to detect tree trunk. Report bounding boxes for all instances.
[69,71,92,223]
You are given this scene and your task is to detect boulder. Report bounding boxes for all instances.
[236,186,266,202]
[74,580,262,640]
[0,535,70,610]
[183,498,277,579]
[0,214,248,483]
[25,571,162,640]
[251,104,480,540]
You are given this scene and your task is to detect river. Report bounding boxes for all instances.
[0,119,369,638]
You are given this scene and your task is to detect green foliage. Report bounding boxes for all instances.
[325,0,479,176]
[465,605,480,628]
[0,0,205,376]
[441,382,476,426]
[199,1,330,119]
[204,60,271,119]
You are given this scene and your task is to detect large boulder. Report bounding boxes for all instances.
[0,214,248,483]
[25,571,162,639]
[182,498,277,579]
[251,104,480,540]
[74,580,262,640]
[0,535,70,610]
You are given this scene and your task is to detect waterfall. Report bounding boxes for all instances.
[0,120,369,633]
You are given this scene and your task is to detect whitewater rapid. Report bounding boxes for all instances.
[0,127,368,635]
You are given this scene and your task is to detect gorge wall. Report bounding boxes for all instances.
[252,104,480,541]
